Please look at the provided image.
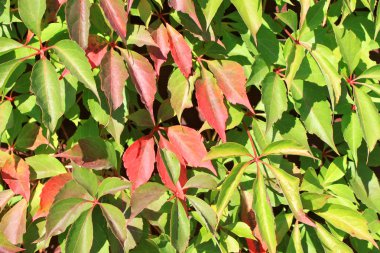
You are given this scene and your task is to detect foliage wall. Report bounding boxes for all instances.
[0,0,380,252]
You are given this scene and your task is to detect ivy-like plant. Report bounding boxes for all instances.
[0,0,380,252]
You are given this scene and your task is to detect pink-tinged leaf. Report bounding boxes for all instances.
[0,231,24,253]
[168,0,202,29]
[86,35,108,68]
[167,126,216,175]
[123,136,155,191]
[148,24,170,76]
[0,199,27,244]
[1,155,30,201]
[25,30,34,44]
[100,0,128,38]
[100,49,129,110]
[166,23,193,78]
[65,0,91,49]
[0,190,14,212]
[207,60,254,114]
[195,68,228,142]
[33,173,72,220]
[156,133,186,200]
[14,123,49,151]
[127,0,133,14]
[120,48,157,122]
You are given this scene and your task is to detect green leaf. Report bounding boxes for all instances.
[301,192,330,211]
[308,45,342,105]
[73,167,98,197]
[130,182,167,219]
[18,0,46,36]
[183,174,218,190]
[275,10,298,32]
[262,73,288,132]
[66,209,93,253]
[356,65,380,81]
[186,195,217,234]
[159,148,181,184]
[167,68,196,121]
[291,81,338,153]
[216,162,250,220]
[25,155,67,180]
[231,0,262,44]
[0,60,23,92]
[333,25,361,74]
[201,0,223,28]
[30,59,64,132]
[96,177,130,198]
[264,163,315,227]
[315,222,353,253]
[45,198,93,238]
[341,111,362,164]
[223,222,254,239]
[261,140,314,158]
[375,2,380,39]
[284,44,305,89]
[99,203,127,246]
[323,156,347,186]
[353,86,380,152]
[53,40,99,100]
[204,142,251,161]
[0,101,12,136]
[0,38,22,54]
[315,204,378,247]
[253,169,277,253]
[287,221,304,253]
[170,199,190,253]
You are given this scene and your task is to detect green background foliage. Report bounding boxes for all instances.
[0,0,380,252]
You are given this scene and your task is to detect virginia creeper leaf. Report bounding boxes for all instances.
[168,0,201,29]
[65,0,91,49]
[204,142,251,160]
[100,203,127,246]
[148,24,170,76]
[65,209,93,253]
[99,0,127,38]
[0,199,27,244]
[170,199,190,253]
[18,0,46,36]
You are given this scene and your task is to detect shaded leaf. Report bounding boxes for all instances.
[100,203,127,246]
[183,174,218,190]
[186,195,217,234]
[73,167,98,196]
[315,222,353,253]
[170,199,190,253]
[168,0,201,29]
[66,209,93,253]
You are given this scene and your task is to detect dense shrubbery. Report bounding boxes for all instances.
[0,0,380,252]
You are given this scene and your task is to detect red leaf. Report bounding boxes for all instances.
[166,23,193,78]
[207,60,254,114]
[1,155,30,201]
[167,126,216,175]
[33,173,72,220]
[148,24,170,76]
[86,35,108,68]
[100,0,128,38]
[100,48,129,110]
[156,133,186,199]
[121,49,157,122]
[123,136,155,191]
[168,0,202,29]
[65,0,91,49]
[195,68,228,142]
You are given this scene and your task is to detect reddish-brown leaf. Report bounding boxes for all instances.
[0,199,27,245]
[33,173,72,220]
[1,155,30,201]
[45,0,66,23]
[166,23,193,78]
[123,136,155,191]
[167,126,216,175]
[207,60,254,114]
[65,0,91,49]
[195,68,228,142]
[168,0,202,29]
[156,133,186,200]
[148,24,170,76]
[120,49,157,122]
[100,0,128,38]
[86,35,108,68]
[100,49,129,110]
